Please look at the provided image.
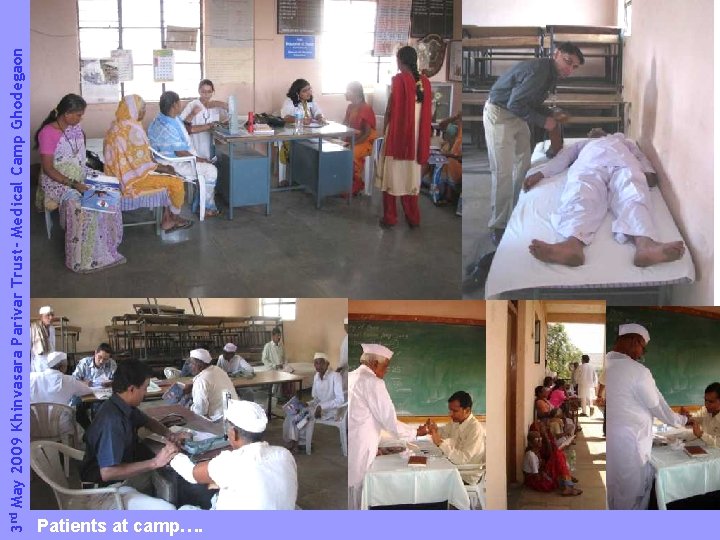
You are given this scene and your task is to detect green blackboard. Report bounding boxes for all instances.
[349,318,486,415]
[606,308,720,406]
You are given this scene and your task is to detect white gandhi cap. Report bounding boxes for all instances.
[225,399,268,433]
[619,323,650,344]
[189,348,212,364]
[343,317,348,325]
[313,352,327,360]
[46,351,67,368]
[39,306,54,315]
[361,343,393,359]
[223,343,237,353]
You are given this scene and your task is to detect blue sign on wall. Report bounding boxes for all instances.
[284,35,315,59]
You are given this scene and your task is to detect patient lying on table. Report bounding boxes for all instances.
[522,128,685,267]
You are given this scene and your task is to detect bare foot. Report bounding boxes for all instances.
[529,238,585,266]
[633,237,685,267]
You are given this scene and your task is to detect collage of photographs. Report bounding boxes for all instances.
[26,0,717,515]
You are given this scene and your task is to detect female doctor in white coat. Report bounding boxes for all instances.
[348,343,418,510]
[605,323,690,509]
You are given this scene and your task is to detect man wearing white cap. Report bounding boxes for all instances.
[606,323,690,510]
[187,348,238,421]
[217,343,254,376]
[338,318,349,391]
[283,352,345,453]
[348,343,419,510]
[30,305,56,372]
[170,399,298,509]
[30,351,94,438]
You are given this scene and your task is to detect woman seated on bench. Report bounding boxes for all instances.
[104,95,192,233]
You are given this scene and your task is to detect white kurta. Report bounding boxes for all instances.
[283,370,345,443]
[30,321,56,372]
[191,365,238,421]
[348,365,417,491]
[261,341,285,369]
[529,133,657,245]
[437,415,486,484]
[179,99,225,160]
[216,354,254,375]
[279,97,323,120]
[207,441,297,510]
[692,407,720,448]
[575,363,598,413]
[30,369,93,436]
[606,351,686,509]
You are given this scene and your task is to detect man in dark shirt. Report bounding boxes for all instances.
[81,359,209,509]
[484,42,584,245]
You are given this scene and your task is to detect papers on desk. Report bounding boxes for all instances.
[92,388,112,400]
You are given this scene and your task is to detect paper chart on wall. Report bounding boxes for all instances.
[80,58,120,104]
[111,49,133,82]
[374,0,412,57]
[165,26,199,51]
[205,0,254,48]
[206,47,254,84]
[153,49,175,82]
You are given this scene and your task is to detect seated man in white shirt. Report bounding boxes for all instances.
[419,391,486,484]
[522,129,685,267]
[217,343,254,376]
[30,351,94,439]
[170,399,298,509]
[187,348,238,421]
[687,382,720,448]
[283,352,345,454]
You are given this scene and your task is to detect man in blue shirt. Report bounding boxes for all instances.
[484,42,584,245]
[80,359,214,509]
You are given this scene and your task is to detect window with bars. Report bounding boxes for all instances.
[320,0,396,94]
[77,0,202,103]
[259,298,297,321]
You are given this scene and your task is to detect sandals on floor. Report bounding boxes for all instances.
[561,487,583,497]
[163,220,194,233]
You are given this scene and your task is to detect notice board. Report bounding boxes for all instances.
[277,0,323,35]
[410,0,454,39]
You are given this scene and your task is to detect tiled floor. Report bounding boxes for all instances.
[31,184,461,299]
[508,409,607,510]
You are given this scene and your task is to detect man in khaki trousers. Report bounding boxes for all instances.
[484,42,584,245]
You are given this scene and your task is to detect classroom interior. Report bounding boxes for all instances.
[348,299,486,509]
[30,0,463,299]
[29,297,348,510]
[461,0,713,305]
[485,301,720,510]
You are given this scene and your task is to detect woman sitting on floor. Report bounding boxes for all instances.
[342,81,377,196]
[534,385,557,420]
[148,91,220,218]
[548,378,568,409]
[104,94,192,233]
[36,93,126,272]
[523,428,581,496]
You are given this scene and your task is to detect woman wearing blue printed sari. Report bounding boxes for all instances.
[148,91,220,217]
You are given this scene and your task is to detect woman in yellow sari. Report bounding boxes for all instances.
[103,94,192,233]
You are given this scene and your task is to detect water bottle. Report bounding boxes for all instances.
[294,108,304,134]
[228,96,239,134]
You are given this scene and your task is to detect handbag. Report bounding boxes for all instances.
[254,113,286,128]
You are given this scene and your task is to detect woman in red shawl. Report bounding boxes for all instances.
[376,46,432,228]
[342,81,377,196]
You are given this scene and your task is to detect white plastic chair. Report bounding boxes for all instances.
[150,147,206,221]
[30,440,126,510]
[163,367,182,379]
[457,464,486,510]
[303,402,348,456]
[30,402,80,477]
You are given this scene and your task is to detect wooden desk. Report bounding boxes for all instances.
[171,370,304,416]
[143,403,225,436]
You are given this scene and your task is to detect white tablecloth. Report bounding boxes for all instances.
[650,441,720,509]
[361,449,470,510]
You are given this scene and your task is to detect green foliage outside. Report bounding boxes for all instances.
[546,323,582,380]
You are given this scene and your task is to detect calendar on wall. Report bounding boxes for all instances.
[153,49,175,82]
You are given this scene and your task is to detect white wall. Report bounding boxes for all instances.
[622,0,714,304]
[462,0,616,26]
